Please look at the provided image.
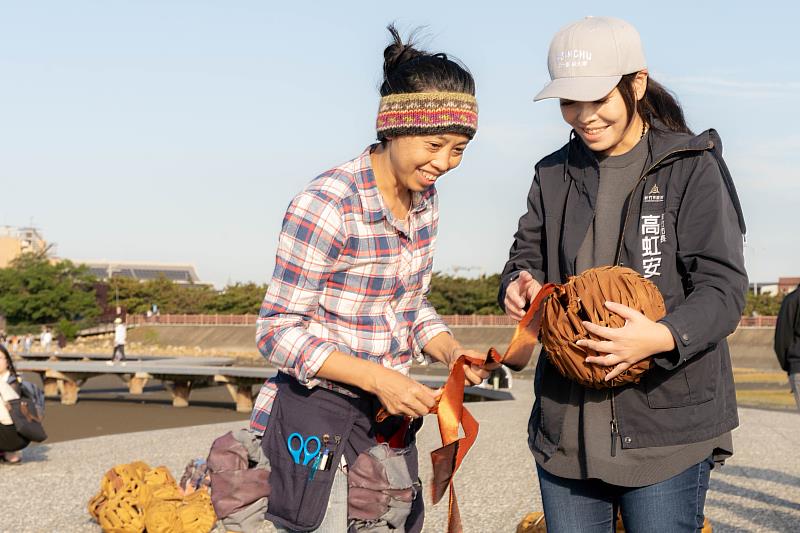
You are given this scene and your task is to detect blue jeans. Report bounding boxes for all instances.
[537,456,713,533]
[790,372,800,410]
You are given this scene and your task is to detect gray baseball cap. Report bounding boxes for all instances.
[534,16,646,102]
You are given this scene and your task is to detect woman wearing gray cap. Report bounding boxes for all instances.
[498,16,747,532]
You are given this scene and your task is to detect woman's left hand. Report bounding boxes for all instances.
[577,301,676,382]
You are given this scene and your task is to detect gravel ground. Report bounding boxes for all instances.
[1,380,798,532]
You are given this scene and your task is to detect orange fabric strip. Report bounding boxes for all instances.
[374,284,557,532]
[428,283,556,532]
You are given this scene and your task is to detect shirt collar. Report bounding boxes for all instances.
[354,144,434,223]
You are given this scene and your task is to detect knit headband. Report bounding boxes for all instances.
[376,92,478,140]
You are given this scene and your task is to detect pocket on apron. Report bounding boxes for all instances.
[262,378,356,531]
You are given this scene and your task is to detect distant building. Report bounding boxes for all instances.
[1,225,205,286]
[81,260,203,285]
[749,282,780,296]
[0,226,52,268]
[778,277,800,295]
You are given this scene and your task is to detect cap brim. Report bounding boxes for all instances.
[533,75,622,102]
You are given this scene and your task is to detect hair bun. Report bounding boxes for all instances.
[378,24,475,99]
[382,25,424,78]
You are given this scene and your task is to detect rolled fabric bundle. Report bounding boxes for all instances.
[540,266,666,388]
[347,443,417,531]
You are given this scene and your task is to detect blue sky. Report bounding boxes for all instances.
[2,1,797,287]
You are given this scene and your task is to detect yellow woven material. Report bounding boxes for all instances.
[101,464,148,500]
[97,494,145,533]
[88,462,217,533]
[144,466,177,487]
[540,266,666,388]
[178,489,216,533]
[88,493,107,521]
[144,500,181,533]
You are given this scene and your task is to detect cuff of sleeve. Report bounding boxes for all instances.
[411,319,452,365]
[295,342,338,385]
[499,269,546,311]
[653,319,688,370]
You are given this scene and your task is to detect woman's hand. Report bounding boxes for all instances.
[577,301,676,382]
[504,271,542,321]
[421,332,497,386]
[446,347,498,386]
[371,366,438,418]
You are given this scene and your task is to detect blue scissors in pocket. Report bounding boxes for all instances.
[287,432,321,465]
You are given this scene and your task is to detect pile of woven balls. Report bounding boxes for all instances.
[87,461,216,533]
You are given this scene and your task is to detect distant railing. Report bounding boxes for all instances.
[125,313,778,328]
[737,316,777,328]
[127,314,259,326]
[439,315,517,326]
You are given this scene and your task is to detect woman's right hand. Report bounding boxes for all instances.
[371,366,438,418]
[504,271,542,321]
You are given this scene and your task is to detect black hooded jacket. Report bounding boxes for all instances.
[775,286,800,374]
[499,123,747,454]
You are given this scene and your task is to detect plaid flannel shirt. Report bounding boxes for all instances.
[250,146,450,434]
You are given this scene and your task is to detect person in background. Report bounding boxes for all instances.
[39,327,52,353]
[22,334,33,356]
[55,332,66,355]
[112,318,127,364]
[775,284,800,410]
[0,344,28,464]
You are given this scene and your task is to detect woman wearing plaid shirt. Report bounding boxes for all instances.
[248,26,491,533]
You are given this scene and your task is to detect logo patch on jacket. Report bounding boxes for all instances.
[644,183,664,203]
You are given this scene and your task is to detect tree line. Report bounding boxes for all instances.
[0,254,787,337]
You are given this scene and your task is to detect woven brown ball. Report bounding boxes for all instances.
[540,266,666,388]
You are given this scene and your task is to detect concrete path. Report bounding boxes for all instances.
[1,379,798,532]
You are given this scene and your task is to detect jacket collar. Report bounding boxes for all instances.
[558,121,718,277]
[564,120,717,186]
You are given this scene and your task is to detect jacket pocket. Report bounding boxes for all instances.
[644,365,692,408]
[533,357,570,451]
[645,349,718,408]
[683,349,719,405]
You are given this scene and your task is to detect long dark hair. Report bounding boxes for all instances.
[617,73,693,135]
[0,344,16,378]
[379,24,475,97]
